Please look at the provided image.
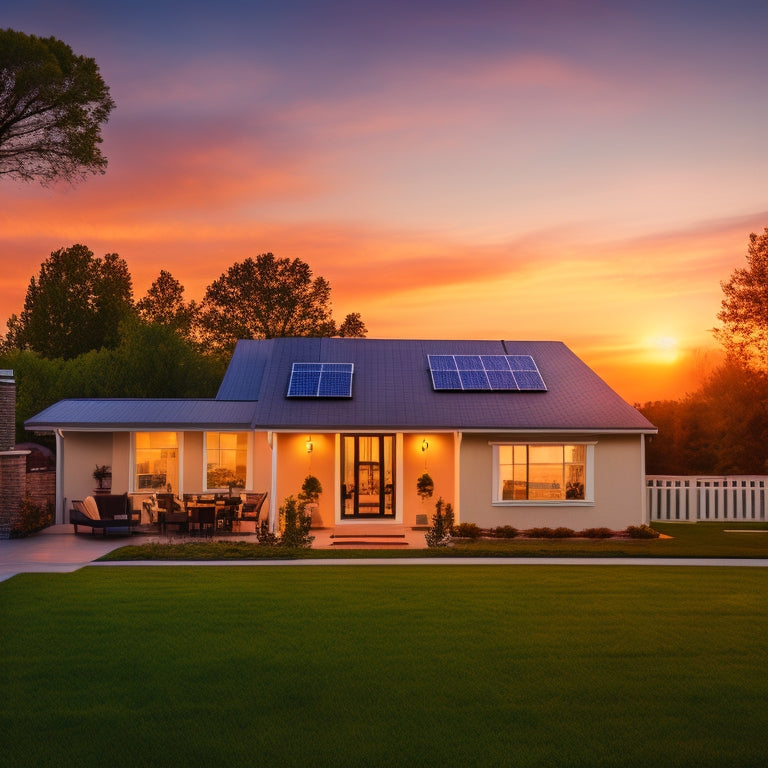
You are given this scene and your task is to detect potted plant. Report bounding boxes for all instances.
[299,474,323,521]
[93,464,112,492]
[416,471,434,501]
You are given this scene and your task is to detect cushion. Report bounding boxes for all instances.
[82,496,101,520]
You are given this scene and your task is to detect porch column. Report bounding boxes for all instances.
[453,431,462,522]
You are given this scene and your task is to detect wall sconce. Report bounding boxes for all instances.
[421,439,429,453]
[306,436,314,454]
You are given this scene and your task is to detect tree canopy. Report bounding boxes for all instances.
[0,28,115,184]
[4,244,133,359]
[136,269,199,342]
[714,226,768,372]
[198,253,366,352]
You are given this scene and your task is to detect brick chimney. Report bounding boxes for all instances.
[0,370,15,451]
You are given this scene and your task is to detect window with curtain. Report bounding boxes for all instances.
[495,444,589,502]
[134,432,179,492]
[205,432,248,490]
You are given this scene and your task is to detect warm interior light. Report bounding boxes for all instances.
[306,436,313,454]
[421,439,429,452]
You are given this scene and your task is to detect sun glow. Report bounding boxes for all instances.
[648,335,680,364]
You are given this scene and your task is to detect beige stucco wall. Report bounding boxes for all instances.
[273,433,334,527]
[59,431,114,521]
[458,432,646,530]
[402,433,455,526]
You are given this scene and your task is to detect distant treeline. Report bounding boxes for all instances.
[640,363,768,475]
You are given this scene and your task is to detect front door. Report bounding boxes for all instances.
[341,435,395,518]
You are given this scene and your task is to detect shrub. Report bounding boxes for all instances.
[425,497,454,547]
[579,527,614,539]
[10,497,54,538]
[454,522,481,539]
[254,520,279,546]
[491,525,519,539]
[525,527,575,539]
[278,495,314,548]
[626,524,660,539]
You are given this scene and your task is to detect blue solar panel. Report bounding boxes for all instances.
[459,369,490,389]
[428,355,458,371]
[513,370,547,390]
[431,369,462,390]
[287,363,353,397]
[428,354,546,391]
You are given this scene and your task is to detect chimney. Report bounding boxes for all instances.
[0,370,16,450]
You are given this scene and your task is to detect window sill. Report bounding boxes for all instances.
[492,500,594,507]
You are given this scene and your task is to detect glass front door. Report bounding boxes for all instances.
[341,435,395,518]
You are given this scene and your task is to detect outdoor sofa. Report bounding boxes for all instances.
[70,493,137,534]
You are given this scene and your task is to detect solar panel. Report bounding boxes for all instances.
[287,363,354,398]
[428,354,546,391]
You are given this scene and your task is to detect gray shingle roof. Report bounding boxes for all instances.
[25,399,258,431]
[217,338,656,433]
[25,338,655,433]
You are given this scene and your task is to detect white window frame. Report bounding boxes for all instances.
[131,431,183,495]
[490,441,595,505]
[203,431,252,492]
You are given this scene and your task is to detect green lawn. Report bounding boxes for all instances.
[99,521,768,560]
[2,565,767,767]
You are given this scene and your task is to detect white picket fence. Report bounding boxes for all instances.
[646,476,768,522]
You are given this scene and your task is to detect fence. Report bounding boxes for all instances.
[646,476,768,522]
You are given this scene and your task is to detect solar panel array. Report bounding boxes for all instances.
[428,354,547,391]
[287,362,354,398]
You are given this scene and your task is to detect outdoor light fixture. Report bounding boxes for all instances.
[306,436,314,454]
[421,439,429,452]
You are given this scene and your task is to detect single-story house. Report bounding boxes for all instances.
[25,337,656,532]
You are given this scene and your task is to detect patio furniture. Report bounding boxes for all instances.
[156,493,187,534]
[188,505,216,537]
[240,492,268,529]
[70,493,135,535]
[216,497,241,532]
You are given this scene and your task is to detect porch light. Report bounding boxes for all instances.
[306,436,314,454]
[421,439,429,453]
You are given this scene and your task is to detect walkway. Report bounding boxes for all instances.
[1,525,767,582]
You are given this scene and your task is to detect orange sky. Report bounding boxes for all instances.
[2,1,767,404]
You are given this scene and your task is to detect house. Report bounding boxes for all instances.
[25,338,656,533]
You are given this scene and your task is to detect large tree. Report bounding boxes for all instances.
[0,28,115,184]
[198,253,366,352]
[136,269,199,342]
[3,244,133,359]
[714,226,768,372]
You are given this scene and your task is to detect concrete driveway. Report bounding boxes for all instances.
[0,525,131,582]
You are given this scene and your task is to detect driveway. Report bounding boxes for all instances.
[0,525,130,582]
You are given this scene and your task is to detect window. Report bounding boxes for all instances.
[494,443,592,502]
[205,432,248,490]
[134,432,179,492]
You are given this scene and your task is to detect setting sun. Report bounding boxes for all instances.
[649,336,680,364]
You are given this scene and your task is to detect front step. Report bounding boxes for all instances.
[330,525,409,547]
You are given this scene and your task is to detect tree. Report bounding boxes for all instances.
[0,29,115,184]
[198,253,366,352]
[714,227,768,372]
[136,270,199,341]
[4,244,133,359]
[337,311,368,338]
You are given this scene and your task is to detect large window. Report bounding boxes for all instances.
[134,432,179,492]
[205,432,248,491]
[494,443,592,502]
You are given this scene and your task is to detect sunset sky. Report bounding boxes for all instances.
[2,0,767,404]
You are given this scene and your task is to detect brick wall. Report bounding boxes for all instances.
[0,452,27,538]
[0,371,15,451]
[26,469,56,509]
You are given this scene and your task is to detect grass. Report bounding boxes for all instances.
[2,565,767,767]
[98,521,768,561]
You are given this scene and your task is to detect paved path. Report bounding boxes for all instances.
[2,526,767,582]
